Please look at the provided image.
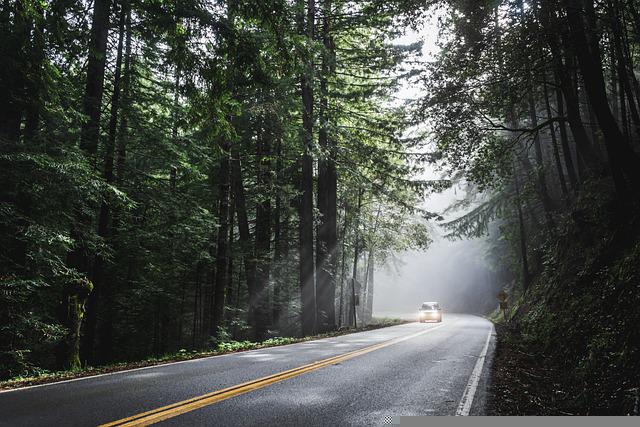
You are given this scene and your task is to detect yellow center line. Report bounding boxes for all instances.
[99,323,446,427]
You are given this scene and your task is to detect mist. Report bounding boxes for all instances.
[372,172,502,319]
[373,236,501,319]
[372,15,502,319]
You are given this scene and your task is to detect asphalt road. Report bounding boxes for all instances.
[0,314,495,426]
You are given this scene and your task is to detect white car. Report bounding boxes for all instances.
[419,301,442,323]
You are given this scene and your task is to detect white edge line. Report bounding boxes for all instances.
[0,321,437,394]
[455,325,494,416]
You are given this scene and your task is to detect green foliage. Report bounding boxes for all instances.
[0,0,437,380]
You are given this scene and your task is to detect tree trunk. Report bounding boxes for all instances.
[226,193,235,328]
[337,206,349,328]
[527,91,556,229]
[553,71,580,191]
[192,263,201,349]
[60,278,93,370]
[252,121,273,340]
[231,148,258,326]
[361,206,381,324]
[562,0,640,193]
[80,0,112,161]
[608,0,640,139]
[542,75,570,203]
[365,249,375,324]
[23,6,45,141]
[272,138,284,329]
[513,166,531,292]
[315,0,336,333]
[93,2,128,363]
[78,0,113,364]
[115,6,132,187]
[212,141,231,337]
[540,4,601,174]
[350,191,362,328]
[0,1,29,143]
[298,0,317,336]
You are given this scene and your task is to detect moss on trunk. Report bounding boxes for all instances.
[62,278,93,371]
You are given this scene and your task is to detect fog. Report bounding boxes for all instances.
[373,236,500,318]
[372,15,502,320]
[372,170,501,319]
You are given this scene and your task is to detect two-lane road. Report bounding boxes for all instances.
[0,314,495,426]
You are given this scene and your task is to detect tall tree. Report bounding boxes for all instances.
[316,0,337,332]
[298,0,317,336]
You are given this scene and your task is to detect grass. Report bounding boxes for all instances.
[0,317,407,391]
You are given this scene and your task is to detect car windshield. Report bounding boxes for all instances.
[421,304,438,310]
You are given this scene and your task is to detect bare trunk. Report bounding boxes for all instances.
[527,91,556,229]
[80,0,112,161]
[350,191,362,328]
[365,249,375,324]
[93,2,128,363]
[315,0,336,333]
[231,149,258,324]
[513,167,531,292]
[563,0,640,193]
[272,138,284,329]
[543,75,570,203]
[212,141,230,337]
[337,206,349,328]
[298,0,316,336]
[253,122,273,340]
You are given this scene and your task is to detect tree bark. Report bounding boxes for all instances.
[272,138,284,329]
[364,248,375,324]
[539,3,601,175]
[337,205,349,328]
[542,75,570,203]
[562,0,640,193]
[80,0,112,161]
[93,2,128,363]
[527,91,556,229]
[252,120,273,340]
[350,191,362,328]
[78,0,113,364]
[212,141,231,337]
[513,166,531,292]
[552,71,579,191]
[60,279,93,371]
[231,148,258,326]
[298,0,317,336]
[315,0,336,333]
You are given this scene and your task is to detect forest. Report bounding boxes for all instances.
[1,0,435,377]
[2,0,640,414]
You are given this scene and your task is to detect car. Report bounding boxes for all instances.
[419,301,442,323]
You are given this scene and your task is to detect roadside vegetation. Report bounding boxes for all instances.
[488,190,640,415]
[0,317,406,390]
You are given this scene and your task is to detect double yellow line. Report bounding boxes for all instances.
[100,323,445,427]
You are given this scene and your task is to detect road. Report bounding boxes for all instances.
[0,314,495,426]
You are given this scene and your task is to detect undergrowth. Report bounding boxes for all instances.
[0,317,406,390]
[489,183,640,415]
